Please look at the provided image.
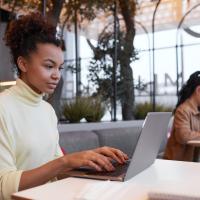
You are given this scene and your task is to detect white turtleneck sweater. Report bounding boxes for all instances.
[0,79,63,200]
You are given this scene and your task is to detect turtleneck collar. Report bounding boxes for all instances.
[9,78,43,106]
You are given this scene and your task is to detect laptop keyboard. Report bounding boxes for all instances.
[86,160,130,177]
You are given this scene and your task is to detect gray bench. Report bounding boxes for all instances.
[58,120,169,158]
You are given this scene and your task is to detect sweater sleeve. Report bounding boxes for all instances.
[54,131,63,158]
[0,114,23,200]
[174,108,200,144]
[50,106,63,158]
[55,135,63,158]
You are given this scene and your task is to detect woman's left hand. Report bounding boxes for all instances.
[93,146,129,164]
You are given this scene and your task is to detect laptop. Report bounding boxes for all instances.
[64,112,172,182]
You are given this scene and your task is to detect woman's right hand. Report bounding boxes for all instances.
[62,150,116,172]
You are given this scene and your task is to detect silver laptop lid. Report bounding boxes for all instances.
[124,112,171,181]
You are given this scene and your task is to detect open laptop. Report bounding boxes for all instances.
[64,112,172,181]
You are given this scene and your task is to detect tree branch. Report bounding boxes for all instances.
[86,39,96,54]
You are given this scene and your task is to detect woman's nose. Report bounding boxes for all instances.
[51,69,61,80]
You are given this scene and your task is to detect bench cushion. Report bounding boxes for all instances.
[93,127,141,157]
[59,131,100,153]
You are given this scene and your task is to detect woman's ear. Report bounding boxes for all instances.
[17,56,28,73]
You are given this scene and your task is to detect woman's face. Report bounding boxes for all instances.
[194,86,200,106]
[19,43,64,94]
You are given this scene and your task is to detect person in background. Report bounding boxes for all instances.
[0,13,128,200]
[164,71,200,161]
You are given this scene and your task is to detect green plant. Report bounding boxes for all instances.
[134,102,173,119]
[62,96,106,123]
[62,97,90,123]
[85,97,106,122]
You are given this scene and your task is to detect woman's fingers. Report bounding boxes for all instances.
[89,152,115,171]
[95,146,129,164]
[65,148,128,172]
[100,149,122,164]
[84,160,102,172]
[111,148,129,163]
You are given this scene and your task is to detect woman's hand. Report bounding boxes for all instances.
[93,146,128,164]
[62,147,128,172]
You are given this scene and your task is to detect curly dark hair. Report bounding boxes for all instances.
[4,12,62,75]
[174,71,200,113]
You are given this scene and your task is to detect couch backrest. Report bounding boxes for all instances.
[93,127,142,157]
[58,119,170,158]
[58,120,144,132]
[58,120,143,155]
[59,131,100,153]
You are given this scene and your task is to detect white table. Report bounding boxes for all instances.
[12,159,200,200]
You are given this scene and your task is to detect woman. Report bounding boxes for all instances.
[164,71,200,161]
[0,13,128,199]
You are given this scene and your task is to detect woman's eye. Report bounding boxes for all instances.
[59,66,64,71]
[45,65,53,69]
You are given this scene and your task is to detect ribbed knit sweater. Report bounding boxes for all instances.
[0,79,63,200]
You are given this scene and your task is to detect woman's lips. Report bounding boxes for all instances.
[47,83,57,89]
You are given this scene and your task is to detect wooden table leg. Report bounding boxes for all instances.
[193,147,200,162]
